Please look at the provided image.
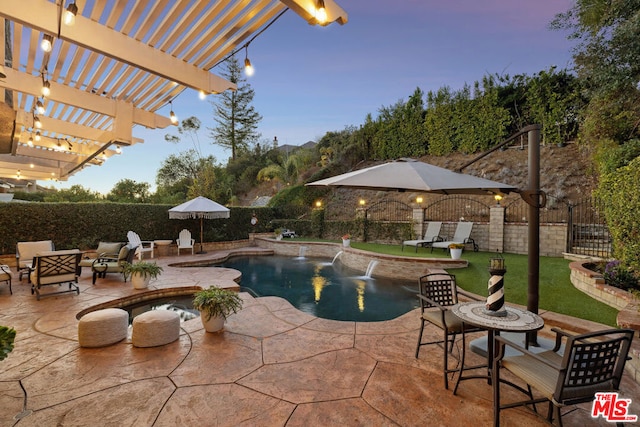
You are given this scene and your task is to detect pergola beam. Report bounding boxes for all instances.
[0,0,236,95]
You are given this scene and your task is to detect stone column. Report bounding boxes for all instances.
[412,208,425,239]
[489,205,505,253]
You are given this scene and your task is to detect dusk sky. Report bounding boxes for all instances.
[50,0,576,195]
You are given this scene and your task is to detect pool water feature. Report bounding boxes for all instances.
[217,255,419,322]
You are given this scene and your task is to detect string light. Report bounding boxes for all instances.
[35,131,41,142]
[34,115,42,128]
[244,46,254,77]
[41,79,51,97]
[169,100,178,124]
[27,134,34,147]
[115,145,122,154]
[198,90,206,100]
[41,34,54,52]
[64,1,78,26]
[36,99,45,114]
[315,0,327,24]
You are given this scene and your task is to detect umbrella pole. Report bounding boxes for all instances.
[198,216,206,254]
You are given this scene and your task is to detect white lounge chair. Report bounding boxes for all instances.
[402,221,443,252]
[127,231,155,260]
[176,229,195,255]
[431,222,478,252]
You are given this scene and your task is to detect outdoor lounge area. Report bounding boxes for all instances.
[1,246,639,426]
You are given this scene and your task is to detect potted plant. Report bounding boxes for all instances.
[192,287,243,332]
[342,233,351,247]
[123,261,163,289]
[0,326,16,362]
[448,243,465,260]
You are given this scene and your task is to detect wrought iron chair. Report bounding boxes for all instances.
[415,273,483,389]
[493,327,635,427]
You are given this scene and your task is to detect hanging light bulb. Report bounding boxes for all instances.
[64,1,78,26]
[16,170,21,179]
[41,79,51,97]
[34,116,42,128]
[36,99,45,114]
[41,34,54,52]
[27,135,34,147]
[56,139,62,151]
[315,0,327,24]
[169,100,178,124]
[35,131,41,142]
[199,90,206,100]
[244,46,254,77]
[115,145,122,154]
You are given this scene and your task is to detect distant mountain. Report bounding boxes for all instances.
[276,141,316,154]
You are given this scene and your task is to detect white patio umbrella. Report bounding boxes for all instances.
[169,196,230,253]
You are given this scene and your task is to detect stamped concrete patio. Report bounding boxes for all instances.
[1,249,639,426]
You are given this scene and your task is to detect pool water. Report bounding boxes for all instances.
[218,255,419,322]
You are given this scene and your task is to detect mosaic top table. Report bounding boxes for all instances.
[451,301,544,389]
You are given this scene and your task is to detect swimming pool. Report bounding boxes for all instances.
[217,255,419,322]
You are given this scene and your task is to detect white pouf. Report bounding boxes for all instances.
[132,310,180,347]
[78,308,129,348]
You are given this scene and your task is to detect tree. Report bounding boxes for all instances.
[209,55,262,160]
[164,116,204,156]
[106,179,150,203]
[551,0,640,143]
[43,185,102,202]
[156,150,220,201]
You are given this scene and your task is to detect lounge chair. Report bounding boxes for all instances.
[30,249,81,300]
[402,221,443,252]
[78,242,124,274]
[16,240,55,281]
[91,243,138,284]
[127,231,154,260]
[431,222,478,252]
[176,229,195,255]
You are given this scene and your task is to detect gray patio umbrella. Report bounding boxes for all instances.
[307,158,518,195]
[307,147,545,346]
[169,196,230,253]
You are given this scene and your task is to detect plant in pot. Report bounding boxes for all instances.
[342,233,351,247]
[448,243,465,260]
[192,286,243,332]
[123,261,163,290]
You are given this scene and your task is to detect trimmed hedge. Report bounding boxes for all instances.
[0,203,279,255]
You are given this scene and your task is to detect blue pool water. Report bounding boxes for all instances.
[218,255,419,322]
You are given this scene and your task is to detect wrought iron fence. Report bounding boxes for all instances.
[568,197,611,257]
[364,200,413,222]
[423,196,491,223]
[503,195,568,224]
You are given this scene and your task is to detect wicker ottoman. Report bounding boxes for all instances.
[78,308,129,348]
[132,310,180,347]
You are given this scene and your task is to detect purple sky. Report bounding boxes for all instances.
[53,0,576,194]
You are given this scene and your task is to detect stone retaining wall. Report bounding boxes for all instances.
[251,236,467,282]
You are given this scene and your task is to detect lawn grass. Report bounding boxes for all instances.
[309,239,619,327]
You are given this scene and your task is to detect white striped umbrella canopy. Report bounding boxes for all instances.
[169,196,230,252]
